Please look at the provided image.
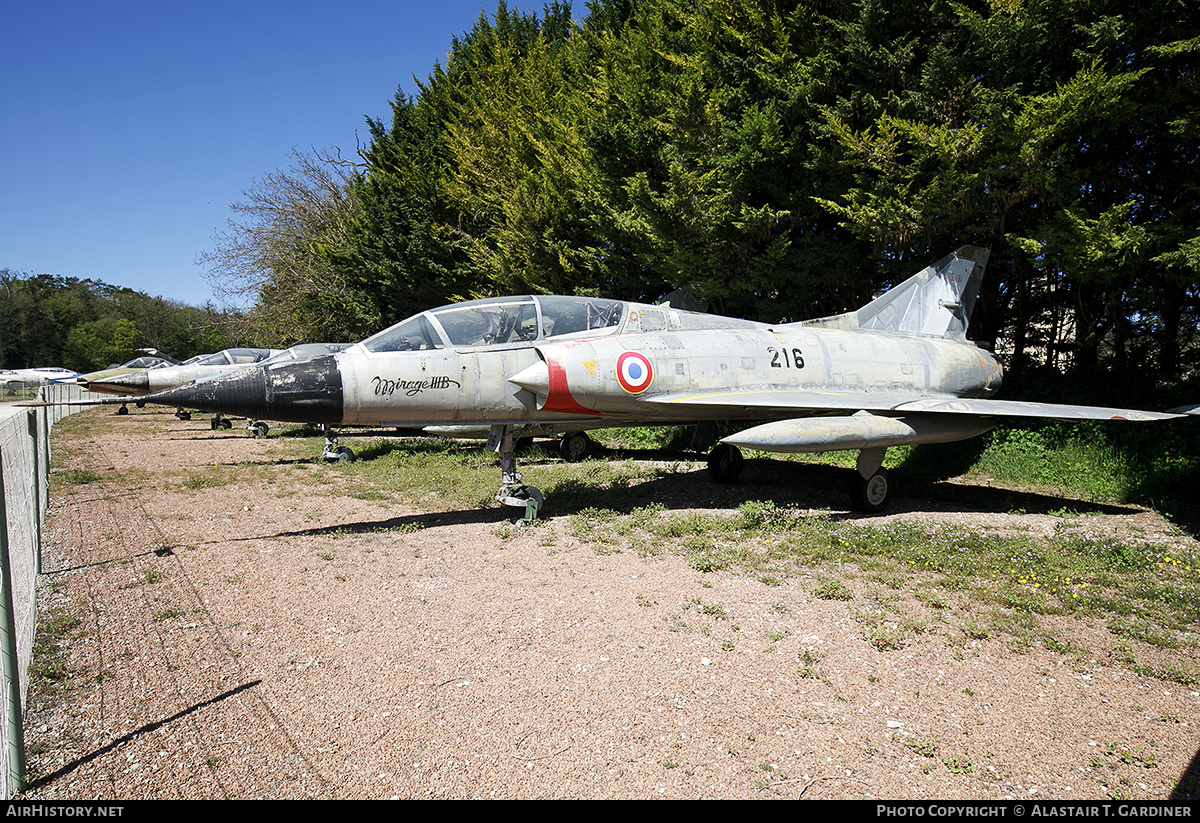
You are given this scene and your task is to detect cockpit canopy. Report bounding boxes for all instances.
[118,355,171,370]
[361,296,627,353]
[192,348,278,367]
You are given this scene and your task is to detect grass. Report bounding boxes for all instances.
[43,410,1200,689]
[558,495,1200,681]
[309,428,1200,682]
[51,469,104,487]
[897,418,1200,518]
[30,609,81,689]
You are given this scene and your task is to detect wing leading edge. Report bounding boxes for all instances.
[644,389,1179,455]
[642,389,1180,422]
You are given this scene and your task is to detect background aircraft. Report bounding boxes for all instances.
[79,345,350,429]
[0,367,80,388]
[121,246,1179,517]
[78,350,180,389]
[83,348,285,395]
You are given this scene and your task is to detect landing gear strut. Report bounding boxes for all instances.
[320,425,355,462]
[489,424,542,521]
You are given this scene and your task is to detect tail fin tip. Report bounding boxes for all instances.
[854,245,989,339]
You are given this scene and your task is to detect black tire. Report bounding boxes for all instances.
[559,431,593,462]
[850,468,892,513]
[707,443,744,483]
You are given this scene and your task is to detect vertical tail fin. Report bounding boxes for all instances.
[801,246,989,339]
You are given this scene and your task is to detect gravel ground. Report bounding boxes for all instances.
[19,408,1200,800]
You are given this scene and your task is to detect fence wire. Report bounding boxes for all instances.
[0,383,99,796]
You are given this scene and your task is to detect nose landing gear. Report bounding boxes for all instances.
[489,424,542,522]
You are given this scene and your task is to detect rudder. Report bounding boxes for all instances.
[855,246,989,338]
[800,246,989,339]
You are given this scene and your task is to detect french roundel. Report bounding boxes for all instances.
[616,351,654,394]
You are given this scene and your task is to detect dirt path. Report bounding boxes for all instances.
[19,409,1200,799]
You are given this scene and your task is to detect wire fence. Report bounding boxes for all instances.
[0,383,98,796]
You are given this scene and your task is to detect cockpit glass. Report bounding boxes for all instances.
[195,351,232,366]
[432,300,538,346]
[122,356,164,368]
[537,296,625,338]
[361,315,443,352]
[225,348,273,364]
[361,296,628,352]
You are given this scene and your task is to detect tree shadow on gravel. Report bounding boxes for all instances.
[21,680,263,794]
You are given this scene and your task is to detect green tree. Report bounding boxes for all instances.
[816,0,1199,385]
[61,317,145,372]
[199,148,368,344]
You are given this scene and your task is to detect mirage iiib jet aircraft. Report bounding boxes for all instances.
[131,246,1179,516]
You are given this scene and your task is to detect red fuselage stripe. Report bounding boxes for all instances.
[542,348,601,416]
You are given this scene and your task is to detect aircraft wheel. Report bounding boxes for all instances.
[222,419,233,430]
[707,443,744,483]
[177,411,191,421]
[211,418,221,430]
[135,401,145,408]
[116,405,128,416]
[520,485,544,509]
[514,485,543,521]
[850,468,891,513]
[559,431,592,462]
[252,422,269,438]
[334,446,356,463]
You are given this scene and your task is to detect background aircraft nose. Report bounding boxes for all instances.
[144,355,344,424]
[88,371,150,395]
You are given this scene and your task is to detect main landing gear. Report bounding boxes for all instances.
[705,442,894,513]
[849,447,892,513]
[558,430,593,462]
[489,424,543,522]
[707,442,744,483]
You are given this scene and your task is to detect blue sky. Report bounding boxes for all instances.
[2,1,542,308]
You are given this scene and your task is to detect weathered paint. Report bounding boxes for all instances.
[724,413,996,453]
[142,247,1178,441]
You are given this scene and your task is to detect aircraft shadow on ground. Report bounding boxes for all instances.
[214,447,1162,542]
[243,508,504,541]
[561,457,1146,518]
[159,426,1191,536]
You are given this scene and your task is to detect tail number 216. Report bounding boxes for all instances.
[768,347,805,369]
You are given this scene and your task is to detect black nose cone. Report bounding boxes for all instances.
[145,355,344,424]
